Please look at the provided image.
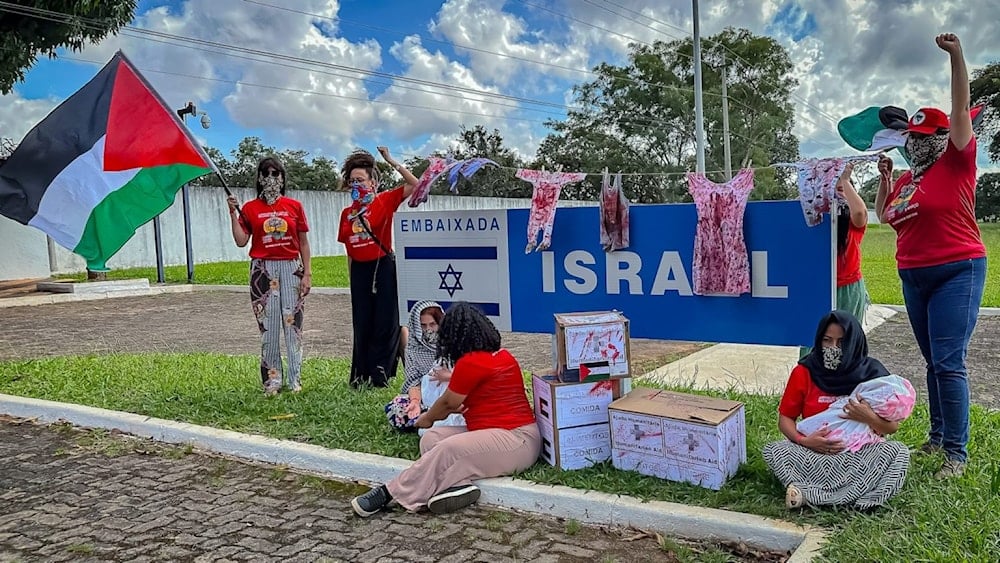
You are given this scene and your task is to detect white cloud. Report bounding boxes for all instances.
[0,92,59,145]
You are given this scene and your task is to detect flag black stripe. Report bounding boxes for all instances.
[0,54,119,224]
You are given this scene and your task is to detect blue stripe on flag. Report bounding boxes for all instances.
[404,246,498,260]
[408,300,501,317]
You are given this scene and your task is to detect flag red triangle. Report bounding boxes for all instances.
[578,364,590,382]
[104,58,210,172]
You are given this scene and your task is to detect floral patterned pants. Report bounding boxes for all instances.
[250,259,304,391]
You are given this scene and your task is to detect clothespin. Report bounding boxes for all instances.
[555,164,563,173]
[541,165,546,173]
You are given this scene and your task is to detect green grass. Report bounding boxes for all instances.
[861,222,1000,307]
[2,353,1000,561]
[54,256,350,287]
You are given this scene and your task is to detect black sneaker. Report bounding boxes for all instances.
[351,485,391,517]
[427,484,481,515]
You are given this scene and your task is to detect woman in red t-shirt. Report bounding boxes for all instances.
[351,302,541,517]
[799,164,871,359]
[874,34,986,479]
[763,311,910,510]
[226,157,311,396]
[337,148,419,388]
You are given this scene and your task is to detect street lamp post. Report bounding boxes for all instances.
[175,101,211,284]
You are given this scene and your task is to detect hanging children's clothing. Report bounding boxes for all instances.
[687,168,755,296]
[517,169,587,253]
[776,155,878,226]
[407,156,455,207]
[599,170,630,252]
[446,157,498,193]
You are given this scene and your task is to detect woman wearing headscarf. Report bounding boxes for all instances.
[351,302,540,518]
[226,157,311,396]
[875,33,986,479]
[337,147,419,388]
[384,300,451,431]
[763,311,911,510]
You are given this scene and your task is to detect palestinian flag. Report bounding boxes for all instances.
[0,51,213,271]
[838,104,987,164]
[838,105,910,153]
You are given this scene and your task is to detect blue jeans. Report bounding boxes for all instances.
[898,257,986,462]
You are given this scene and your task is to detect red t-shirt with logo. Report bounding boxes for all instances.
[837,222,865,288]
[447,349,537,431]
[238,196,309,260]
[884,138,985,269]
[338,187,405,262]
[778,364,842,420]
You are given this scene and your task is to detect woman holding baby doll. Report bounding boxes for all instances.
[763,311,914,509]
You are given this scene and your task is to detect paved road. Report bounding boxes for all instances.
[0,418,678,563]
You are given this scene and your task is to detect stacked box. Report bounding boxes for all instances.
[552,311,631,382]
[609,387,746,490]
[532,373,630,470]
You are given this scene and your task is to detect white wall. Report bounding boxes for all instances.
[9,187,592,278]
[0,215,51,280]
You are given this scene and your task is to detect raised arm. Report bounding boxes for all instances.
[937,33,973,150]
[874,155,893,223]
[838,163,868,228]
[377,146,419,198]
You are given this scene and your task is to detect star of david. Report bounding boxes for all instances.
[438,264,463,297]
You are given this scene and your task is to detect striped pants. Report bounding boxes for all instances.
[250,259,304,391]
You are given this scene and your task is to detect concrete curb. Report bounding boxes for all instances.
[879,304,1000,316]
[0,285,194,308]
[191,285,352,296]
[0,393,822,558]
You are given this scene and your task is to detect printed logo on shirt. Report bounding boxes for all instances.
[263,215,289,240]
[886,182,920,225]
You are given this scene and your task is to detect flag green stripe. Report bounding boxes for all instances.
[73,163,211,270]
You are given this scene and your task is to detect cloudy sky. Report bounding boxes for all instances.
[1,0,997,172]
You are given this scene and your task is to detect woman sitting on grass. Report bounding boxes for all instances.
[352,302,540,517]
[763,310,913,510]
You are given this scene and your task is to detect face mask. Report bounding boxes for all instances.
[422,330,438,346]
[350,180,375,204]
[905,132,949,181]
[822,345,843,371]
[259,174,282,205]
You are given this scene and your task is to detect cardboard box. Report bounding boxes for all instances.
[537,419,612,470]
[608,387,746,490]
[552,311,631,380]
[532,373,632,430]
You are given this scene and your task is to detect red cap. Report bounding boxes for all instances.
[908,107,950,135]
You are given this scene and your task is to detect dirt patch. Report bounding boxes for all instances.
[866,313,1000,409]
[0,291,701,375]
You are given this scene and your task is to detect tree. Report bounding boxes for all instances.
[971,62,1000,163]
[192,136,341,191]
[404,125,528,198]
[534,28,800,203]
[0,1,137,94]
[976,173,1000,222]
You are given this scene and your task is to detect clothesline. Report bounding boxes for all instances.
[398,152,883,180]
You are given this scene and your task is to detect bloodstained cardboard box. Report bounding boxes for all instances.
[537,420,612,471]
[552,311,631,381]
[608,387,746,490]
[532,373,631,430]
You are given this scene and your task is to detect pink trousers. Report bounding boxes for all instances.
[386,423,541,511]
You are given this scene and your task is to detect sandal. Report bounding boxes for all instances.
[785,484,805,509]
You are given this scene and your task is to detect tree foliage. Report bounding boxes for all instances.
[976,173,1000,223]
[194,137,341,191]
[534,27,800,203]
[0,1,137,94]
[971,62,1000,163]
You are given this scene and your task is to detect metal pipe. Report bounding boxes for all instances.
[182,183,194,283]
[692,0,706,174]
[152,215,165,284]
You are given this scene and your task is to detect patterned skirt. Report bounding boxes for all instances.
[762,440,910,509]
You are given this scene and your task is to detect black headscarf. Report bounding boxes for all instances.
[799,310,889,395]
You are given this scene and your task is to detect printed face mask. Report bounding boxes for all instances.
[822,345,843,371]
[259,174,283,204]
[905,132,949,181]
[350,180,375,205]
[422,329,438,346]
